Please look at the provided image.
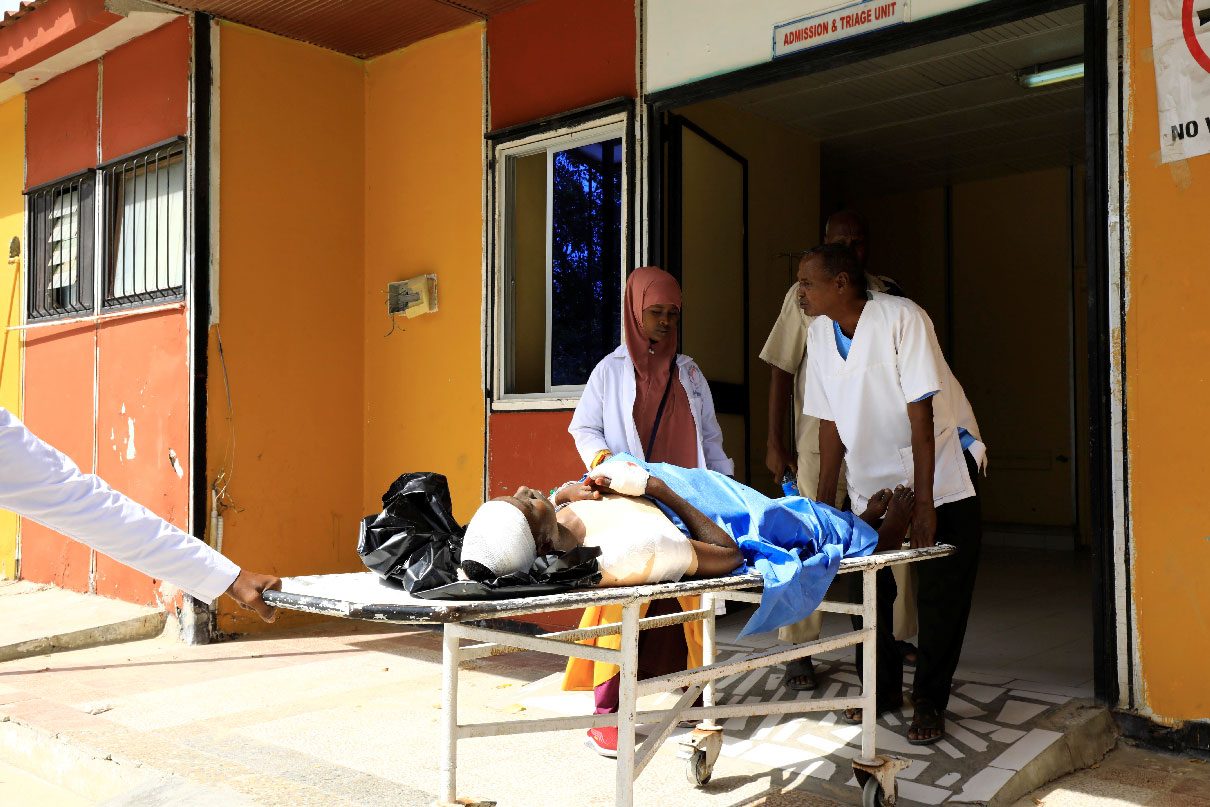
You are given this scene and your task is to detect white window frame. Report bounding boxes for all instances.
[491,113,629,411]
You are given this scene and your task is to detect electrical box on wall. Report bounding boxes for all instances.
[387,274,438,318]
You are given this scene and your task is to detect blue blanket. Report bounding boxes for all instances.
[610,454,878,638]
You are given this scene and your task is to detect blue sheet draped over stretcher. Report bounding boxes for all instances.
[610,454,878,638]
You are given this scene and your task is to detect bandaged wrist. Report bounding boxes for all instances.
[588,459,649,496]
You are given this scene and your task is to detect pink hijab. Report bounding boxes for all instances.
[624,267,698,468]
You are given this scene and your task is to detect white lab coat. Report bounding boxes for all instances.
[801,293,986,514]
[0,407,240,603]
[569,345,734,475]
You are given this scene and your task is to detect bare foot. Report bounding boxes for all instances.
[875,485,915,550]
[859,488,893,527]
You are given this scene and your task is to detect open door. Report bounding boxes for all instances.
[666,114,750,481]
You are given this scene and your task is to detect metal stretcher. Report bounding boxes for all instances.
[262,544,953,807]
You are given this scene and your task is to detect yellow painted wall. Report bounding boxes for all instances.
[363,24,485,523]
[856,187,948,333]
[952,169,1074,527]
[0,95,23,580]
[675,100,821,494]
[856,169,1083,531]
[211,23,366,632]
[1125,6,1210,720]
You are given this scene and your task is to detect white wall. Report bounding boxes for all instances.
[645,0,989,93]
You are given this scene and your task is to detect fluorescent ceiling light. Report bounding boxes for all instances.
[1018,62,1084,88]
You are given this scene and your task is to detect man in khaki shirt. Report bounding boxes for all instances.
[760,210,914,690]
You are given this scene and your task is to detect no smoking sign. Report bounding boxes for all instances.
[1183,0,1210,72]
[1152,0,1210,162]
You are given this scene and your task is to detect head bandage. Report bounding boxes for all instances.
[588,459,650,497]
[460,500,537,578]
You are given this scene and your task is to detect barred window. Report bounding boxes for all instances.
[103,142,186,308]
[27,174,95,321]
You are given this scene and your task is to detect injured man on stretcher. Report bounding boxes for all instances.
[460,457,915,588]
[458,456,916,757]
[457,457,909,759]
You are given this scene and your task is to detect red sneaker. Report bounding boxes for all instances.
[585,726,618,758]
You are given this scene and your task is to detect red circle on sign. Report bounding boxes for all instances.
[1183,0,1210,73]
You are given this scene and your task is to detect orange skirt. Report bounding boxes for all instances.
[562,596,704,690]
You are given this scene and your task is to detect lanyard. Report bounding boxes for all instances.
[645,353,679,459]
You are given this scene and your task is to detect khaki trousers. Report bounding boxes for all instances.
[776,453,919,644]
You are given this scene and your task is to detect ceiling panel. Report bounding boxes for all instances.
[161,0,533,58]
[714,6,1085,193]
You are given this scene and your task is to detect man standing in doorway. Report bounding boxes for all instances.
[799,243,985,745]
[760,209,908,691]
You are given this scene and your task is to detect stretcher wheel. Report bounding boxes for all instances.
[685,747,713,786]
[862,777,886,807]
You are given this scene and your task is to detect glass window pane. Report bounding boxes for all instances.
[506,151,549,395]
[549,137,622,388]
[110,151,185,301]
[46,188,80,291]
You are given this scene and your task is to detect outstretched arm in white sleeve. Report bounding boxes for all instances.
[0,408,280,621]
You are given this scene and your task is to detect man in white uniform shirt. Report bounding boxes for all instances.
[799,243,986,746]
[0,407,280,622]
[760,210,909,692]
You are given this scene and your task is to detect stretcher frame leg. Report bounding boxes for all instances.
[440,627,460,806]
[701,592,719,726]
[615,602,640,807]
[860,566,878,765]
[433,561,920,806]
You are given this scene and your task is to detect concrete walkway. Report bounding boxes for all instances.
[0,580,166,663]
[0,584,1205,807]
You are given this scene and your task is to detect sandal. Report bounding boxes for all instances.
[783,658,817,692]
[841,699,902,724]
[907,699,945,745]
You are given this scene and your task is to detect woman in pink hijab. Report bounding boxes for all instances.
[565,267,732,757]
[568,266,733,475]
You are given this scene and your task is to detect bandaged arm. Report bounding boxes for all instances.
[589,467,742,578]
[648,478,742,577]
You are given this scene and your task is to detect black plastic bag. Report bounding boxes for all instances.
[357,472,601,599]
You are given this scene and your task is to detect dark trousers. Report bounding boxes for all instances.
[594,596,690,714]
[852,451,982,712]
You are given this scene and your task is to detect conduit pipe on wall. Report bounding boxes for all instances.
[208,487,225,556]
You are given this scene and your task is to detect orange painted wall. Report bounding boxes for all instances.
[487,410,582,500]
[1125,7,1210,720]
[100,16,190,161]
[25,61,98,188]
[94,310,190,603]
[363,24,485,525]
[0,94,24,579]
[18,20,192,605]
[487,0,636,129]
[19,324,95,590]
[213,23,366,632]
[21,53,100,592]
[0,0,120,77]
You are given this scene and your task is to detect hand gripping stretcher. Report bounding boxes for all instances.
[262,544,954,807]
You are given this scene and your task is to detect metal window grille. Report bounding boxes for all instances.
[103,142,187,309]
[26,174,95,321]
